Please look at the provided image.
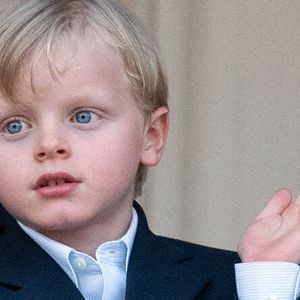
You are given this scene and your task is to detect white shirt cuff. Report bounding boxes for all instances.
[235,262,300,300]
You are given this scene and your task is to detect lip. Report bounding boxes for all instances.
[33,172,81,198]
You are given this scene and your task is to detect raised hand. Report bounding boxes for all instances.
[238,189,300,263]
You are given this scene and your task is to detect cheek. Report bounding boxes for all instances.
[0,150,29,197]
[86,144,140,177]
[0,164,24,195]
[80,132,144,181]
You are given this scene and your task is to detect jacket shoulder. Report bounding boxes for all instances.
[129,203,240,300]
[154,234,240,271]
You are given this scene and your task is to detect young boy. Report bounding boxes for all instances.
[0,1,239,299]
[0,1,298,300]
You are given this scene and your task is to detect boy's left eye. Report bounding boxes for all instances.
[72,111,99,124]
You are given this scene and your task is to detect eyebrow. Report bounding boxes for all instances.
[62,91,120,110]
[64,93,101,104]
[0,98,33,116]
[10,99,31,109]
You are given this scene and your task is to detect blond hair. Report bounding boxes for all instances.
[0,0,168,196]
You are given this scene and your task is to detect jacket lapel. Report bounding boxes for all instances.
[126,202,213,300]
[0,205,84,300]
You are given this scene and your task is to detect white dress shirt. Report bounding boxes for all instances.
[18,208,138,300]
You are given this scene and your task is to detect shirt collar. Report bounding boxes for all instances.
[17,208,138,283]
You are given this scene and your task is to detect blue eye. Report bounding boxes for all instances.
[75,111,92,124]
[73,111,99,124]
[5,120,23,134]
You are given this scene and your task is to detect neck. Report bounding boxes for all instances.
[40,207,132,258]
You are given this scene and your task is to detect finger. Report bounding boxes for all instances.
[281,195,300,223]
[256,188,292,220]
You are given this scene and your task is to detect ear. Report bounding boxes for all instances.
[141,106,169,166]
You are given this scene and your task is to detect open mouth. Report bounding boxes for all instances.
[34,172,80,189]
[40,178,74,188]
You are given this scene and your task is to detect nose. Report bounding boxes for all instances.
[33,132,71,162]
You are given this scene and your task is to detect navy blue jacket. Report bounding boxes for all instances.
[0,202,240,299]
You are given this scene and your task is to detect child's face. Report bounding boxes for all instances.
[0,38,150,236]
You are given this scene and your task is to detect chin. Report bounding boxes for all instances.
[21,210,90,232]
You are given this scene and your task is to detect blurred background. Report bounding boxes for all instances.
[125,0,300,251]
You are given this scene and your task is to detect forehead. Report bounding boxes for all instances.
[12,35,129,101]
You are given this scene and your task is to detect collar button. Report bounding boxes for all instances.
[74,257,87,270]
